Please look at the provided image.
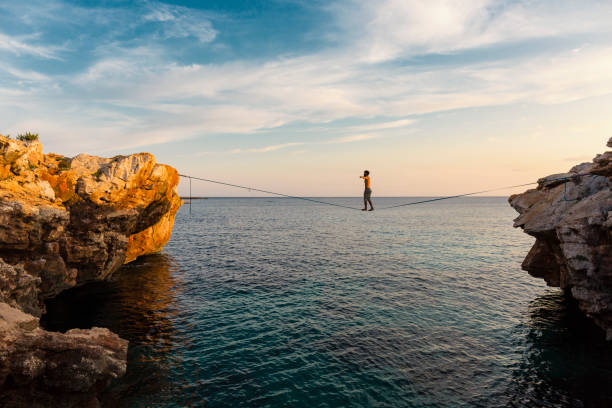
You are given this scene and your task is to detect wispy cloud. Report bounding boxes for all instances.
[0,32,59,59]
[59,44,612,136]
[226,134,381,154]
[329,134,380,143]
[143,2,217,42]
[336,0,612,62]
[5,42,612,155]
[0,63,49,81]
[199,133,382,156]
[349,119,414,132]
[233,142,305,153]
[1,0,612,157]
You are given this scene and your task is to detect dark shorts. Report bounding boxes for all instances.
[364,188,372,199]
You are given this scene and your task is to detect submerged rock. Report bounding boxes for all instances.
[0,135,181,403]
[509,138,612,339]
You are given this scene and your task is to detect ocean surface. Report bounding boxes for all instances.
[42,197,612,407]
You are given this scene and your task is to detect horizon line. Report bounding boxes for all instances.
[179,195,512,199]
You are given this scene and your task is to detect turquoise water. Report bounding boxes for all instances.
[42,198,612,407]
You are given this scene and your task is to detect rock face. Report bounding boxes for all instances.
[509,139,612,339]
[0,135,181,403]
[0,303,127,407]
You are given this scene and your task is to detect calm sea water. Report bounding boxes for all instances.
[42,197,612,407]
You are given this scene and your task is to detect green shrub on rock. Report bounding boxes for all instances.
[16,132,39,142]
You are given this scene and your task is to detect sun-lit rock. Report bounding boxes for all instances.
[0,134,181,402]
[510,138,612,339]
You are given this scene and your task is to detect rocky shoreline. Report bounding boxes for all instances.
[0,135,181,406]
[510,138,612,340]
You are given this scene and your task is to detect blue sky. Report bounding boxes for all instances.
[1,0,612,196]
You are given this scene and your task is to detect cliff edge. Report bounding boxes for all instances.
[0,135,181,406]
[509,138,612,339]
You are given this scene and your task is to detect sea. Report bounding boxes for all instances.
[41,197,612,407]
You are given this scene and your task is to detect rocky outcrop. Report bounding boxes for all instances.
[0,303,127,407]
[0,135,181,403]
[510,139,612,339]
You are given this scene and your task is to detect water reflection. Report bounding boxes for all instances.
[506,291,612,408]
[41,253,187,406]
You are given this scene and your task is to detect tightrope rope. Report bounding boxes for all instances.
[379,182,539,209]
[179,174,362,210]
[179,173,600,211]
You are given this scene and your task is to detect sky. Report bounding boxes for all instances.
[1,0,612,197]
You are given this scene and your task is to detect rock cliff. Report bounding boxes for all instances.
[510,138,612,339]
[0,135,181,405]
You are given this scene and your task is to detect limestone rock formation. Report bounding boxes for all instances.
[0,303,127,407]
[509,139,612,339]
[0,134,181,402]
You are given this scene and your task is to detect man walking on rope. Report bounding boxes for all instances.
[360,170,374,211]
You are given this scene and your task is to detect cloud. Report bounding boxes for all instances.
[201,133,382,156]
[0,32,59,59]
[335,0,612,62]
[337,0,492,62]
[75,58,140,83]
[0,63,49,81]
[194,132,384,156]
[233,142,305,153]
[69,43,612,122]
[6,43,612,155]
[350,119,414,132]
[143,2,217,43]
[2,0,612,156]
[217,133,383,155]
[329,134,380,143]
[466,46,612,104]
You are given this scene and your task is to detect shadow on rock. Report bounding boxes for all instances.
[41,253,188,406]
